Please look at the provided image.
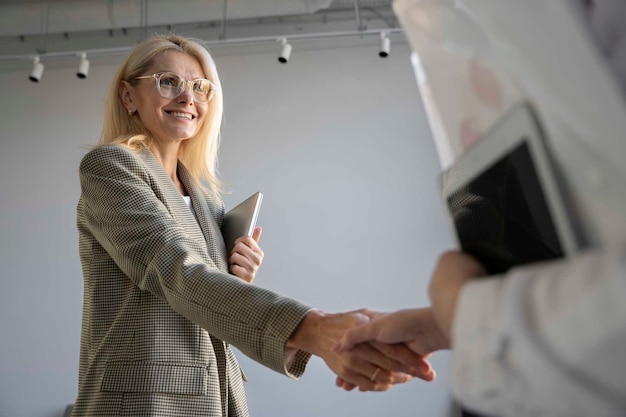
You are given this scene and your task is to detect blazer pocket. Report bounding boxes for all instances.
[101,362,210,396]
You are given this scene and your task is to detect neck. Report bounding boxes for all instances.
[149,141,186,195]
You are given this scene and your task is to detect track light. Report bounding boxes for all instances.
[29,56,44,82]
[379,32,390,58]
[278,38,292,64]
[77,52,89,79]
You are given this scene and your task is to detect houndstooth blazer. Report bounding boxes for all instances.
[72,144,312,417]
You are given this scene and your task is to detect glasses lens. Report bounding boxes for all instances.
[155,72,214,102]
[192,79,213,103]
[156,73,184,99]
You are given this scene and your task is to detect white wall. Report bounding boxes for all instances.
[0,39,456,417]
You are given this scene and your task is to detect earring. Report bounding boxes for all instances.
[128,109,133,115]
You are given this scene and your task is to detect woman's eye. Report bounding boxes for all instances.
[194,80,210,93]
[160,76,178,87]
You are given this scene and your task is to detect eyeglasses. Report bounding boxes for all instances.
[134,72,217,103]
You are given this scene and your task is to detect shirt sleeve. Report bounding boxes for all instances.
[450,242,626,416]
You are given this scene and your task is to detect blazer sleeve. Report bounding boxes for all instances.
[78,145,313,377]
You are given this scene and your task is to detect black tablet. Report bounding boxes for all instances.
[440,102,583,274]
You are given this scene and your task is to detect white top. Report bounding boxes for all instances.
[447,1,626,415]
[450,243,626,416]
[181,195,197,219]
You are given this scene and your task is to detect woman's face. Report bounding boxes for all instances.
[123,51,209,146]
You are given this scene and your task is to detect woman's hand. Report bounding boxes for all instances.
[228,227,264,283]
[288,309,432,391]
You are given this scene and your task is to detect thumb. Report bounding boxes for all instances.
[252,226,262,242]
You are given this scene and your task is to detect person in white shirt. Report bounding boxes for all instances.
[335,1,626,416]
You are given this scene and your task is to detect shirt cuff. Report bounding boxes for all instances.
[450,277,509,412]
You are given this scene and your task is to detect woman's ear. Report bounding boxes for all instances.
[119,80,135,113]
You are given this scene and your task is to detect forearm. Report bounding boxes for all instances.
[451,244,626,416]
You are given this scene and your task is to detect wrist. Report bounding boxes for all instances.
[287,309,327,356]
[432,277,468,340]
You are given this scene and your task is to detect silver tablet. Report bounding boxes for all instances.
[221,191,263,255]
[440,102,584,274]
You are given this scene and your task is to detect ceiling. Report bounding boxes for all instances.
[0,0,400,62]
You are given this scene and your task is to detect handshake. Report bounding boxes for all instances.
[288,306,450,392]
[288,251,486,392]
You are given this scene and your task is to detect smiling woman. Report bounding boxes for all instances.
[118,50,210,190]
[99,36,225,194]
[70,34,430,417]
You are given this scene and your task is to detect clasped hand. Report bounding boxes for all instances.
[333,251,488,392]
[290,309,435,392]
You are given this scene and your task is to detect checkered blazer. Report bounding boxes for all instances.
[72,144,312,417]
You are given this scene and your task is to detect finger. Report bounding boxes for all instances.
[229,264,254,283]
[335,377,357,391]
[363,367,412,391]
[231,239,263,265]
[340,345,415,391]
[347,342,422,378]
[338,363,395,392]
[228,255,254,277]
[252,226,262,242]
[369,341,431,377]
[230,244,263,269]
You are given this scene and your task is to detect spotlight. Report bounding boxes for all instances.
[77,53,90,79]
[29,56,44,82]
[278,38,292,64]
[379,32,390,58]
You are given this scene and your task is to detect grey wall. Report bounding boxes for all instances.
[0,39,455,417]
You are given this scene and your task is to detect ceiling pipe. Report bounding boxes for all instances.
[353,0,366,32]
[0,0,335,38]
[220,0,228,40]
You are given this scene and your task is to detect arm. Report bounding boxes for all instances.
[79,146,310,376]
[80,145,428,387]
[450,244,626,416]
[337,247,626,412]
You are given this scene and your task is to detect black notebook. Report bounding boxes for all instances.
[440,102,583,275]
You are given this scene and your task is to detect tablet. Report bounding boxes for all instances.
[440,102,583,274]
[221,191,263,255]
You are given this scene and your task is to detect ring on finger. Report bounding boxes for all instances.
[370,367,381,382]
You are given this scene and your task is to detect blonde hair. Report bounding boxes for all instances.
[100,34,224,194]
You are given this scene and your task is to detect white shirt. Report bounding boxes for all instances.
[449,1,626,415]
[451,243,626,416]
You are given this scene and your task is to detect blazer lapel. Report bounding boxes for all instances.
[139,149,228,272]
[177,162,229,273]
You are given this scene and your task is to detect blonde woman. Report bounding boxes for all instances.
[72,34,432,417]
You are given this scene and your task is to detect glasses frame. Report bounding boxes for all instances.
[134,72,217,103]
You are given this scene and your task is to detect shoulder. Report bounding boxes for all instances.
[79,144,157,180]
[80,144,139,168]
